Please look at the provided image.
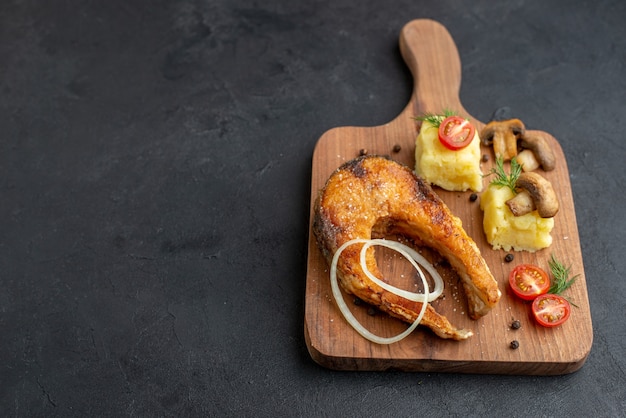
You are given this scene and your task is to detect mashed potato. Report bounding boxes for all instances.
[415,118,483,192]
[480,184,554,252]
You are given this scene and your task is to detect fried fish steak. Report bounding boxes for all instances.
[313,155,501,340]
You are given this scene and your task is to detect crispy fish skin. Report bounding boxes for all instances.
[313,155,501,340]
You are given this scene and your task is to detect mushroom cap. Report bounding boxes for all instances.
[515,172,559,218]
[479,118,526,146]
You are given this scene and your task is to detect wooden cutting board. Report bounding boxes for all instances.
[304,19,592,375]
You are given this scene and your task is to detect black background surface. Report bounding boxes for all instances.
[1,1,624,416]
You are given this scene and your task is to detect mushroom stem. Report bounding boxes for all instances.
[516,149,540,172]
[495,130,518,161]
[506,190,536,216]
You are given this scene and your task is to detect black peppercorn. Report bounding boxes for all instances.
[469,193,478,202]
[510,340,520,349]
[504,253,514,263]
[359,148,368,156]
[482,154,489,162]
[392,144,402,153]
[511,320,521,330]
[353,297,363,306]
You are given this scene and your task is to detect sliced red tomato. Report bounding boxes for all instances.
[438,116,476,150]
[509,264,550,301]
[532,294,571,327]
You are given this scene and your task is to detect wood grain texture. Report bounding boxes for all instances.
[304,19,592,375]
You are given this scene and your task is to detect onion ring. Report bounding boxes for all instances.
[330,238,432,344]
[359,239,444,302]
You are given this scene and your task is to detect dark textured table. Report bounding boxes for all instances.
[1,1,624,416]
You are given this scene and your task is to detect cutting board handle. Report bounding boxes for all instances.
[399,19,478,124]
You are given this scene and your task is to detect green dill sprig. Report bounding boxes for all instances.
[548,254,579,297]
[414,108,457,128]
[487,157,522,193]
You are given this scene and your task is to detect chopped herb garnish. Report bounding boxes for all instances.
[414,108,457,128]
[487,156,522,193]
[548,254,579,296]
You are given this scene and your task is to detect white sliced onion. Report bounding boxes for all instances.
[359,239,444,302]
[329,238,431,345]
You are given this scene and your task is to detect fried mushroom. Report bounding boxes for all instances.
[505,172,559,218]
[480,119,525,161]
[519,133,556,171]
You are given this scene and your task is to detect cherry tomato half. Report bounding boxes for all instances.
[438,116,476,150]
[532,294,571,327]
[509,264,550,301]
